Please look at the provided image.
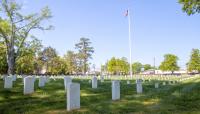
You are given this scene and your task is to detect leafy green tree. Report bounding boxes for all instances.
[159,54,180,74]
[15,52,34,74]
[143,64,152,71]
[0,0,52,74]
[107,57,129,75]
[15,37,43,74]
[48,56,66,75]
[179,0,200,15]
[107,57,117,74]
[187,49,200,73]
[75,38,94,74]
[64,51,78,74]
[34,58,44,74]
[132,62,142,74]
[39,46,57,74]
[118,57,129,75]
[0,41,8,74]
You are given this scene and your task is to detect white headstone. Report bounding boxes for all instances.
[22,75,26,79]
[46,76,50,82]
[67,83,80,111]
[127,80,130,85]
[64,76,72,91]
[2,75,6,80]
[155,83,159,89]
[53,76,57,81]
[12,75,17,81]
[108,75,111,79]
[112,80,120,100]
[88,80,91,83]
[92,76,98,89]
[100,76,104,82]
[136,79,143,94]
[32,76,36,83]
[163,82,166,85]
[173,80,176,84]
[39,76,46,87]
[4,76,13,89]
[51,76,56,81]
[24,76,34,95]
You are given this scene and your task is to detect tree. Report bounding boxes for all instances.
[63,51,78,74]
[0,41,8,74]
[143,64,152,71]
[187,49,200,73]
[75,38,94,74]
[107,57,117,74]
[15,52,34,74]
[39,46,57,74]
[179,0,200,15]
[15,37,43,74]
[48,56,66,75]
[107,57,129,75]
[159,54,180,74]
[34,58,44,74]
[118,57,129,75]
[0,0,52,75]
[132,62,142,74]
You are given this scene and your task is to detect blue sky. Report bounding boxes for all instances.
[22,0,200,69]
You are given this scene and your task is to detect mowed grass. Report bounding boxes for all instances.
[1,77,200,114]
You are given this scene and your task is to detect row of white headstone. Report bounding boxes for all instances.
[4,75,50,95]
[65,76,145,111]
[65,76,185,111]
[3,75,178,95]
[2,75,194,111]
[3,75,18,88]
[24,76,50,94]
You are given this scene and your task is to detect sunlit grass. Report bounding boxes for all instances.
[0,77,200,114]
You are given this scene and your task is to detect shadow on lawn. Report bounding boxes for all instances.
[1,78,200,114]
[139,79,200,113]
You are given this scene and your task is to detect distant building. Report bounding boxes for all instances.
[87,68,101,75]
[140,69,155,75]
[40,67,47,74]
[141,69,187,75]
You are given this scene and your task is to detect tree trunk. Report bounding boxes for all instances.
[171,71,174,75]
[46,62,49,74]
[7,47,15,75]
[83,59,87,75]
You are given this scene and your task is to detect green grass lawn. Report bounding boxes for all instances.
[1,77,200,114]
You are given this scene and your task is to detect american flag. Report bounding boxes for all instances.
[125,10,128,17]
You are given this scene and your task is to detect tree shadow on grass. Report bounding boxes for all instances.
[1,78,200,114]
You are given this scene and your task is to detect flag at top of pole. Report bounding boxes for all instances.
[124,9,133,79]
[125,10,129,17]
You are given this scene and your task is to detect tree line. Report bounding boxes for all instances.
[0,0,200,75]
[0,37,94,75]
[103,49,200,75]
[101,57,154,75]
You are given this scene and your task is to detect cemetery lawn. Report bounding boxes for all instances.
[1,78,200,114]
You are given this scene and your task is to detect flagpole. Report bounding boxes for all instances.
[128,9,133,79]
